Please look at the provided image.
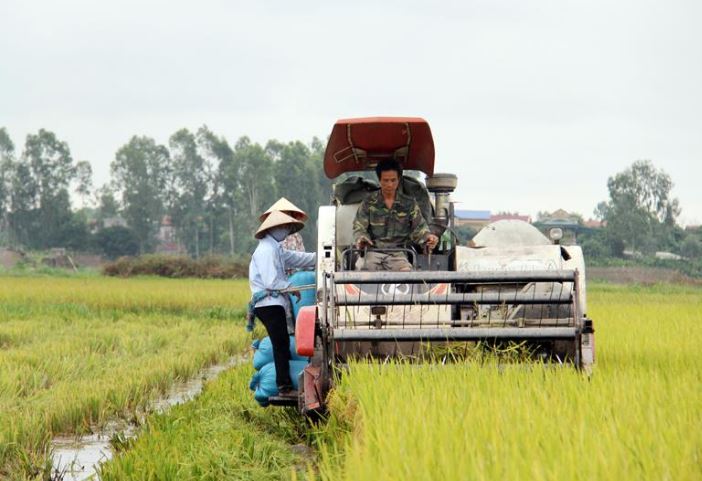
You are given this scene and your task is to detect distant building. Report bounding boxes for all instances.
[454,209,532,230]
[536,209,583,244]
[490,212,532,223]
[155,215,185,255]
[454,210,491,229]
[88,216,127,234]
[655,251,683,260]
[583,218,605,229]
[539,209,580,225]
[103,216,128,229]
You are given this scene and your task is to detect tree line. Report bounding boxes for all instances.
[0,126,332,258]
[1,126,699,267]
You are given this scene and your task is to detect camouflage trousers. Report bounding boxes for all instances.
[356,250,412,272]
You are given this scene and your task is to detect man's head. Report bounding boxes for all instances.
[375,159,402,197]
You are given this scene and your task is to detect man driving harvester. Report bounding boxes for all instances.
[353,159,439,271]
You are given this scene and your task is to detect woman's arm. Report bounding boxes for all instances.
[280,249,316,269]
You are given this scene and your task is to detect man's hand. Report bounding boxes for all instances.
[356,237,374,249]
[290,290,301,302]
[424,234,439,251]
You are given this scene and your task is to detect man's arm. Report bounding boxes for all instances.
[408,200,438,249]
[353,198,373,247]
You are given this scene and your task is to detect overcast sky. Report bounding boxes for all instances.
[1,0,700,225]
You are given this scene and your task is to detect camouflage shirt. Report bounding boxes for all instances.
[353,191,431,248]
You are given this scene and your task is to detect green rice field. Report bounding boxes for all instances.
[0,276,700,480]
[313,283,702,481]
[0,277,251,479]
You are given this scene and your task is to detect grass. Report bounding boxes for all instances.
[0,276,252,480]
[98,364,310,481]
[2,276,700,481]
[0,265,100,278]
[0,276,250,320]
[311,282,702,481]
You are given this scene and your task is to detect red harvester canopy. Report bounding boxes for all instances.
[323,117,435,179]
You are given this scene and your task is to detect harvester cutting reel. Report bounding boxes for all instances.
[294,269,595,415]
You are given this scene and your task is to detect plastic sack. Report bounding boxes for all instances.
[249,359,309,406]
[252,336,308,370]
[288,270,316,319]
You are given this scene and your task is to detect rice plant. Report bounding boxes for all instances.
[3,276,699,481]
[0,276,252,479]
[312,283,702,481]
[98,365,310,481]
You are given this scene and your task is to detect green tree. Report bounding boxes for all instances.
[453,224,477,245]
[0,128,15,242]
[8,161,37,246]
[596,160,680,255]
[196,126,231,255]
[24,129,74,202]
[226,137,276,254]
[577,229,615,259]
[169,128,209,257]
[52,203,92,251]
[40,189,77,249]
[94,226,140,259]
[74,160,93,206]
[265,136,333,249]
[111,136,170,253]
[681,234,702,260]
[95,184,120,223]
[270,140,321,248]
[312,136,333,210]
[18,129,84,248]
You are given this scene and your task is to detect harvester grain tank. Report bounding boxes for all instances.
[279,117,595,414]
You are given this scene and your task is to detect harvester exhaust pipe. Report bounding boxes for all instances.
[425,173,457,237]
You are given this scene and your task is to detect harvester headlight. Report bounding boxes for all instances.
[549,228,563,242]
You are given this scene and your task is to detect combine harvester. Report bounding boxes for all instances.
[272,117,595,413]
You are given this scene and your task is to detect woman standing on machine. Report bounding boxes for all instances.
[247,206,316,397]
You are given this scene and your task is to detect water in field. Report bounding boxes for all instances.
[52,420,135,481]
[50,356,243,481]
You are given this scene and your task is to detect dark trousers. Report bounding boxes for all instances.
[254,305,293,390]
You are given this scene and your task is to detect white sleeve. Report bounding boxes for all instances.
[280,248,317,269]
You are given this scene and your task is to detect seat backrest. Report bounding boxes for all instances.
[400,175,433,224]
[333,175,379,204]
[336,203,362,247]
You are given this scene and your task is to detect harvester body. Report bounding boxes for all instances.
[288,117,595,414]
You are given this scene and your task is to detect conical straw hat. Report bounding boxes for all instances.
[255,210,304,239]
[259,197,308,222]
